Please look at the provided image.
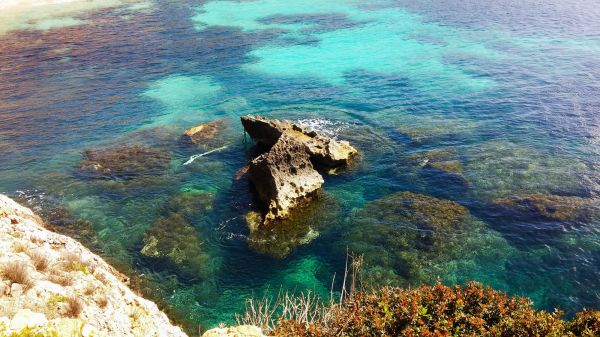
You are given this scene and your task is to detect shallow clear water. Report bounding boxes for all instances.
[1,0,599,332]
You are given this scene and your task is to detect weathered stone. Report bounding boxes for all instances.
[9,309,47,330]
[78,145,170,180]
[248,134,324,222]
[181,119,227,146]
[491,193,597,222]
[241,115,357,168]
[202,325,267,337]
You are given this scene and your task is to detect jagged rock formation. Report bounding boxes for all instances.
[0,194,187,337]
[241,115,356,225]
[241,115,357,168]
[248,133,324,221]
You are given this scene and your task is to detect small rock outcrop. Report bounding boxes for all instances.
[0,194,187,337]
[242,116,356,224]
[202,325,268,337]
[181,119,227,148]
[248,133,324,221]
[241,115,357,168]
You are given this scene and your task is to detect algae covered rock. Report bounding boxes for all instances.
[141,213,210,278]
[464,141,589,200]
[181,118,228,148]
[78,145,171,180]
[248,133,324,222]
[246,192,339,259]
[399,148,468,187]
[340,191,511,286]
[164,190,214,220]
[491,193,597,222]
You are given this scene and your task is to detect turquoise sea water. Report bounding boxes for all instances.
[1,0,599,332]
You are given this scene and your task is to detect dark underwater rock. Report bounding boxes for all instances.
[163,190,214,220]
[400,148,468,187]
[339,191,511,286]
[78,145,170,180]
[491,193,597,222]
[140,213,210,278]
[241,115,357,168]
[248,133,324,222]
[245,192,339,259]
[181,118,227,147]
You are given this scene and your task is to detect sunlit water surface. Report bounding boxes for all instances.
[1,0,599,332]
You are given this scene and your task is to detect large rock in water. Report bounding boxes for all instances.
[241,115,357,168]
[248,133,324,221]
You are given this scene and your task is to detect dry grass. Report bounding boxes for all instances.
[95,295,109,308]
[27,250,50,271]
[62,251,89,274]
[64,296,83,318]
[1,261,34,290]
[84,284,96,296]
[12,241,29,253]
[236,253,364,333]
[48,272,74,287]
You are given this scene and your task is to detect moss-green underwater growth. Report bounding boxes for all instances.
[140,191,215,279]
[141,213,211,278]
[246,192,340,259]
[273,282,600,337]
[464,141,589,201]
[78,145,171,180]
[339,191,515,287]
[491,193,598,222]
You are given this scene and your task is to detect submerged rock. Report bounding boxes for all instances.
[491,193,597,222]
[246,192,339,259]
[181,118,227,147]
[141,213,210,278]
[241,115,357,168]
[339,191,511,286]
[248,133,324,222]
[400,148,467,184]
[78,145,170,180]
[164,190,214,220]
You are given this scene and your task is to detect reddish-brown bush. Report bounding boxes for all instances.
[273,282,599,337]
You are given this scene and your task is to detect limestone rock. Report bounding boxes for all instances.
[78,145,170,180]
[248,134,324,221]
[9,309,47,330]
[241,115,357,168]
[181,119,227,147]
[202,325,267,337]
[491,193,597,222]
[0,194,188,337]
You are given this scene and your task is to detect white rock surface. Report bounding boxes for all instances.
[0,194,188,337]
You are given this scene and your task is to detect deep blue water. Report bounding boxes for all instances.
[0,0,599,332]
